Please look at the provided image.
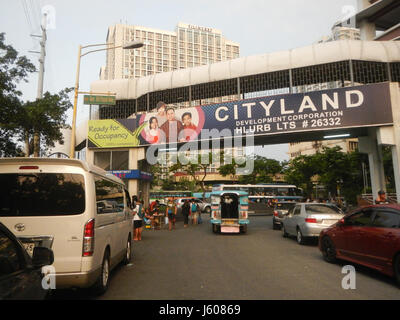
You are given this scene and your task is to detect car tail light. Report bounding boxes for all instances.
[83,219,95,257]
[19,166,39,170]
[305,218,317,223]
[273,211,279,216]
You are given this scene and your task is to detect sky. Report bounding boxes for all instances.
[1,0,358,161]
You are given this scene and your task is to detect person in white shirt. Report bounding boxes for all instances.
[133,200,144,241]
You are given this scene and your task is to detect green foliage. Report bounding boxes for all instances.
[218,154,283,184]
[284,146,368,205]
[168,152,218,193]
[0,33,73,157]
[383,146,395,190]
[22,88,73,156]
[0,32,35,156]
[284,154,319,197]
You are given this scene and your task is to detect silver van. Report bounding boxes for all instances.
[0,158,133,294]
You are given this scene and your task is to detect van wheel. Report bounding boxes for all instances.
[92,250,110,295]
[123,236,132,265]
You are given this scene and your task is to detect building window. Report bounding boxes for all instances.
[94,151,129,171]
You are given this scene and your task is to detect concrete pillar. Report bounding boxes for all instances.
[357,0,372,10]
[128,147,150,204]
[359,19,376,40]
[358,128,386,202]
[392,146,400,202]
[389,83,400,203]
[128,148,139,201]
[86,148,94,165]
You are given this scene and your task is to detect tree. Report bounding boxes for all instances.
[0,32,35,157]
[169,152,217,194]
[284,147,368,205]
[284,154,319,198]
[21,88,73,157]
[0,33,73,157]
[218,155,283,184]
[383,146,395,191]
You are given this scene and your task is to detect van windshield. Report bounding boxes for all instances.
[0,173,85,216]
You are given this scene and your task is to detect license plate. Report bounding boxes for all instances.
[22,243,35,257]
[223,220,236,225]
[221,226,240,233]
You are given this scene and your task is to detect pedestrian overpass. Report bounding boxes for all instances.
[77,40,400,203]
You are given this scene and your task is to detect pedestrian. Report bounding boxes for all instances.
[131,195,138,210]
[375,190,389,204]
[181,199,190,228]
[191,200,198,225]
[133,200,144,241]
[166,199,177,231]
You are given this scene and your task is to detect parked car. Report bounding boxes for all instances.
[175,198,211,213]
[272,201,296,230]
[0,222,54,299]
[282,203,344,244]
[319,204,400,286]
[0,158,133,295]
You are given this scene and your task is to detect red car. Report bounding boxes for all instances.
[319,204,400,285]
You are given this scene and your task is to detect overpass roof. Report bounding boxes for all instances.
[354,0,400,31]
[91,40,400,100]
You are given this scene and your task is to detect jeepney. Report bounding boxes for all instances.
[210,190,249,234]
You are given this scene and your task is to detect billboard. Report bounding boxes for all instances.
[87,82,393,148]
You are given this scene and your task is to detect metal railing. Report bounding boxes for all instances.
[360,193,398,204]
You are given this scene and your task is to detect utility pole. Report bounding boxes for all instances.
[27,13,47,157]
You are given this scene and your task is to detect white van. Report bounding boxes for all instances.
[0,158,133,294]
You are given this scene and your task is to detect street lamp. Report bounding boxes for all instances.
[69,40,144,158]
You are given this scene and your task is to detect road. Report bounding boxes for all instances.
[50,215,400,300]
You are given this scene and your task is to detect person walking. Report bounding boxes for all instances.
[133,200,144,241]
[181,199,190,228]
[191,200,198,225]
[166,199,177,231]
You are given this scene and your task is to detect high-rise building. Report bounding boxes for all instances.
[289,27,362,160]
[100,22,242,185]
[102,22,240,80]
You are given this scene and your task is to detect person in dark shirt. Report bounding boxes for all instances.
[375,190,389,204]
[181,199,191,228]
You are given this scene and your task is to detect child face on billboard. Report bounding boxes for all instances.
[150,117,158,129]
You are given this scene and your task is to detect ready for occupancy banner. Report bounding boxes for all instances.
[87,82,393,148]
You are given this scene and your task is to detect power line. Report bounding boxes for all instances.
[29,0,41,30]
[21,0,34,32]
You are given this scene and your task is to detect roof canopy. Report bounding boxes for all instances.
[91,40,400,101]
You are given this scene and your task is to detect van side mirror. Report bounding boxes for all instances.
[32,247,54,267]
